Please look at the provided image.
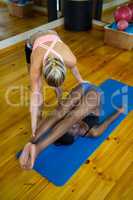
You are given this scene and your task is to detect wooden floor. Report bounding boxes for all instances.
[0,26,133,200]
[0,5,48,41]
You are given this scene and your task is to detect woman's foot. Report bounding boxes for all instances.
[19,143,37,170]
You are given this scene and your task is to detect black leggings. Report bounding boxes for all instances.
[25,43,32,64]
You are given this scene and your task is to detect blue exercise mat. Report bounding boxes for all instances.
[18,79,133,186]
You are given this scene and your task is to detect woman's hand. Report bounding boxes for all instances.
[79,80,90,84]
[55,87,63,103]
[71,66,90,84]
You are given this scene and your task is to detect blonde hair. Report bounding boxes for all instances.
[43,56,66,87]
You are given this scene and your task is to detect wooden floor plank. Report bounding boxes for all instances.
[105,163,133,200]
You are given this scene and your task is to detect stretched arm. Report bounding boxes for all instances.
[30,88,43,137]
[54,87,63,103]
[19,90,100,169]
[63,48,84,84]
[71,65,84,83]
[32,83,85,143]
[30,49,44,137]
[88,107,124,137]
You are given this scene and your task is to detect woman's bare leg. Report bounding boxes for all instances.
[20,90,100,169]
[32,84,86,142]
[87,107,124,137]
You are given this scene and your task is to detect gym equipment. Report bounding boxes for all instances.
[117,20,129,31]
[17,79,133,186]
[47,0,57,22]
[113,4,133,31]
[114,6,132,22]
[64,0,93,31]
[93,0,103,21]
[104,22,133,50]
[111,22,133,34]
[126,23,133,33]
[8,1,33,18]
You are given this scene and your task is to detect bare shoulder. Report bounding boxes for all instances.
[31,47,45,69]
[56,41,77,67]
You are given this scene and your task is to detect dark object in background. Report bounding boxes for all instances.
[47,0,103,26]
[48,0,58,22]
[93,0,103,20]
[64,0,93,31]
[25,43,32,64]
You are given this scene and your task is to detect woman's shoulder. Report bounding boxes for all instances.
[31,47,44,68]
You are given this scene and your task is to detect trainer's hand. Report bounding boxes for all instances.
[79,80,90,84]
[32,126,36,138]
[32,131,36,138]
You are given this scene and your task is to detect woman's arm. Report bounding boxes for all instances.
[30,49,44,137]
[71,65,84,83]
[63,47,84,83]
[30,78,43,137]
[54,87,63,103]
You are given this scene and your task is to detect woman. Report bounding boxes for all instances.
[19,82,124,170]
[25,30,85,137]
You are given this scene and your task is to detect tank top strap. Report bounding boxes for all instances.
[39,39,64,64]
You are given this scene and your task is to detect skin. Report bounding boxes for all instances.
[20,88,100,169]
[19,107,124,170]
[31,84,86,143]
[19,82,124,170]
[29,31,84,137]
